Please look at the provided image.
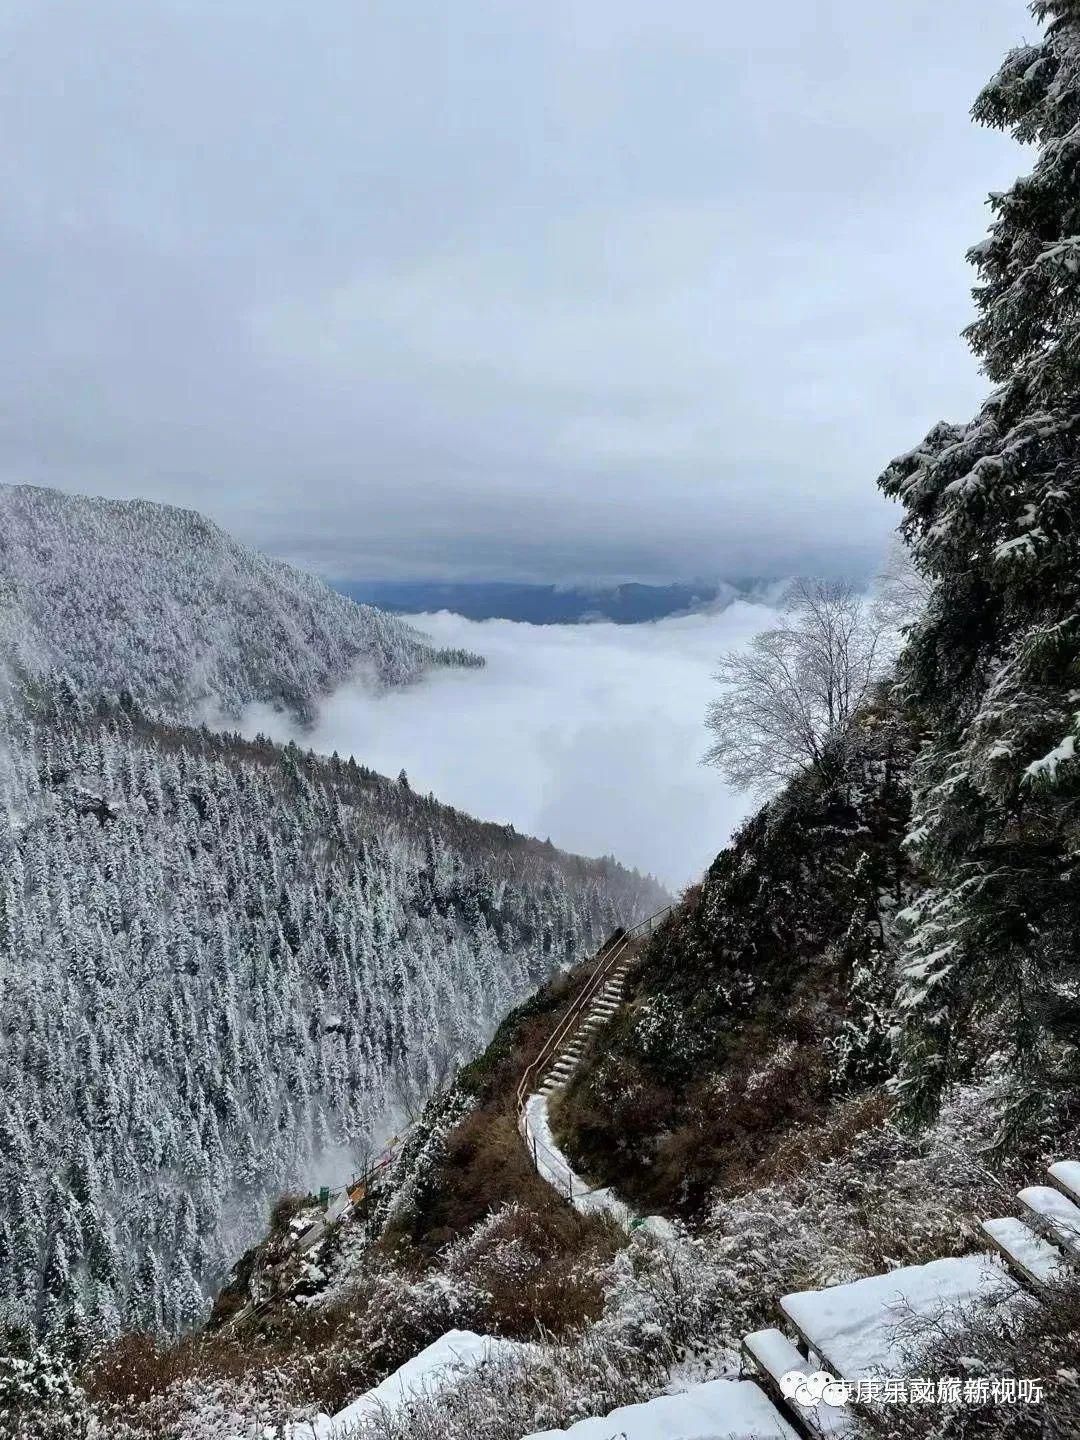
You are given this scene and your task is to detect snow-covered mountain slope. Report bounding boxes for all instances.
[0,686,666,1339]
[0,483,481,722]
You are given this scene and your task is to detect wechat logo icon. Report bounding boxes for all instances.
[780,1369,852,1408]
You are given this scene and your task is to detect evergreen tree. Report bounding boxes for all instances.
[827,854,894,1093]
[880,0,1080,1133]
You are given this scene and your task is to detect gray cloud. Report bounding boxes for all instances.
[0,0,1033,582]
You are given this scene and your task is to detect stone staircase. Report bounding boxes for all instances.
[538,953,634,1096]
[515,908,671,1177]
[739,1155,1080,1437]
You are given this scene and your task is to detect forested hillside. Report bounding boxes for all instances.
[0,683,665,1341]
[0,485,481,723]
[553,697,915,1214]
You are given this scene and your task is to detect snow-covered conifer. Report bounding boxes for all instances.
[880,0,1080,1129]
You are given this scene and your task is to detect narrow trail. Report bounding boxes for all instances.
[522,1091,634,1225]
[514,906,670,1218]
[222,1133,407,1332]
[511,917,1080,1436]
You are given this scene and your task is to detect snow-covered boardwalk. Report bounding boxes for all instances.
[275,1152,1080,1440]
[522,1091,634,1225]
[781,1253,1015,1381]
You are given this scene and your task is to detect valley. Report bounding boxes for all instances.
[4,1,1080,1437]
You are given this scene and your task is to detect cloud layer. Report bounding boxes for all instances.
[243,604,784,889]
[1,0,1031,583]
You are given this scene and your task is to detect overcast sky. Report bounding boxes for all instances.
[1,0,1035,584]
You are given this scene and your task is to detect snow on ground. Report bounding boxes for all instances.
[523,1092,635,1225]
[521,1378,797,1440]
[780,1254,1016,1380]
[285,1330,526,1439]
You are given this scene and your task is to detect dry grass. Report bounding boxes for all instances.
[81,1190,622,1437]
[440,1202,622,1338]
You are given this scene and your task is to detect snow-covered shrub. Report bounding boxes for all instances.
[438,1202,620,1337]
[597,1225,743,1381]
[707,1086,1007,1291]
[342,1333,662,1440]
[859,1276,1080,1440]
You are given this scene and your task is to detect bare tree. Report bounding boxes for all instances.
[704,578,887,795]
[871,535,932,655]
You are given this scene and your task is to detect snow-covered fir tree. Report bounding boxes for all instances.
[879,0,1080,1133]
[0,684,664,1341]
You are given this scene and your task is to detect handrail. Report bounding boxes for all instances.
[515,905,671,1190]
[222,1129,410,1332]
[229,910,672,1327]
[514,931,629,1115]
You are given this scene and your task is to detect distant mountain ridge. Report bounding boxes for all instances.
[336,578,755,624]
[0,484,482,723]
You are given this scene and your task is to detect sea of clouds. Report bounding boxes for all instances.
[242,601,783,890]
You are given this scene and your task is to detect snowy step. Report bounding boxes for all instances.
[521,1377,797,1439]
[1017,1186,1080,1257]
[780,1254,1014,1381]
[742,1328,854,1436]
[1048,1160,1080,1207]
[979,1217,1067,1290]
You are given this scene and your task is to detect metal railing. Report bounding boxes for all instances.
[222,1130,410,1332]
[515,906,671,1193]
[225,909,672,1326]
